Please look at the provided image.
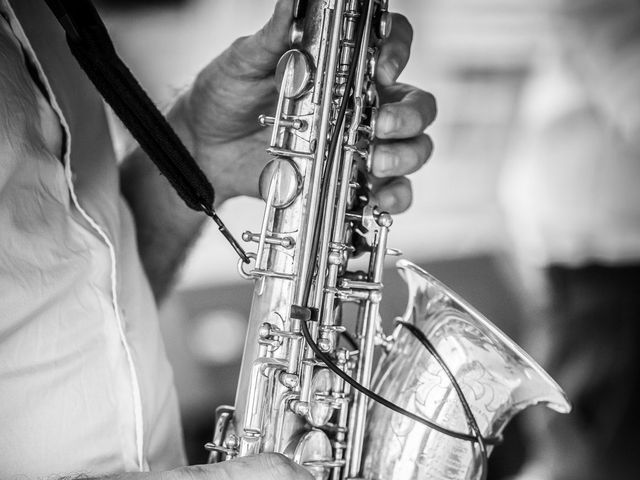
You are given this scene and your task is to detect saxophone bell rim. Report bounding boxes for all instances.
[395,258,572,415]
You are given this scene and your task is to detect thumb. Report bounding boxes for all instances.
[228,0,294,75]
[168,453,313,480]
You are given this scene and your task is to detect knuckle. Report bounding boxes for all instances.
[228,35,251,60]
[396,42,411,67]
[409,91,436,131]
[423,91,438,123]
[385,177,412,213]
[385,28,411,65]
[398,179,413,211]
[420,134,434,163]
[412,144,426,169]
[403,107,423,134]
[391,13,414,42]
[223,36,254,76]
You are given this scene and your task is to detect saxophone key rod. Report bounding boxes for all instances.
[295,0,346,307]
[242,231,296,249]
[258,114,307,131]
[265,146,315,159]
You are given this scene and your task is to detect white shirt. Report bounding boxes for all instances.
[0,1,186,476]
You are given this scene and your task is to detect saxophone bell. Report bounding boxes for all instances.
[363,260,571,480]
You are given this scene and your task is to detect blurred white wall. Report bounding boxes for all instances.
[104,0,556,289]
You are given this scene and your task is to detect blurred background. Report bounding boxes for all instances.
[97,0,640,478]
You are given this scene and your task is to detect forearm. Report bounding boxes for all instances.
[120,94,208,302]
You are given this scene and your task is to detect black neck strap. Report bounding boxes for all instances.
[43,0,248,263]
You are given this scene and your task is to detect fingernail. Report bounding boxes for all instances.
[377,189,397,210]
[377,108,399,137]
[377,149,399,175]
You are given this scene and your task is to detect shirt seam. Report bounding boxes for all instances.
[0,0,147,471]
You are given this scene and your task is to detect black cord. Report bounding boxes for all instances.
[299,315,501,447]
[397,321,490,480]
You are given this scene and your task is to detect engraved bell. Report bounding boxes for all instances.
[362,260,571,480]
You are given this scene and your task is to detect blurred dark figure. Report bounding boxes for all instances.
[500,0,640,479]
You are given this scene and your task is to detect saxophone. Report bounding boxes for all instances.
[206,1,571,479]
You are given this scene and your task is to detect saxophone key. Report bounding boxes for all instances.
[376,11,392,40]
[319,324,346,353]
[250,268,296,281]
[343,144,368,158]
[279,371,300,389]
[290,430,335,479]
[259,157,302,208]
[317,337,332,352]
[204,442,237,460]
[266,146,315,159]
[344,205,377,231]
[289,19,305,45]
[302,460,346,468]
[319,423,349,436]
[367,52,377,78]
[364,84,378,108]
[257,322,283,351]
[324,286,366,302]
[339,279,382,291]
[289,399,310,416]
[238,429,261,457]
[242,231,296,249]
[313,391,344,411]
[275,49,314,99]
[258,114,307,131]
[307,369,337,426]
[320,324,347,334]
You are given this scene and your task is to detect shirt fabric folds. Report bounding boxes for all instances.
[0,0,186,476]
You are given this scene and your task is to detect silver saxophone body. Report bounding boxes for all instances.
[207,1,571,479]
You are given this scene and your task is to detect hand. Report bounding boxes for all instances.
[166,454,313,480]
[103,454,312,480]
[182,0,436,213]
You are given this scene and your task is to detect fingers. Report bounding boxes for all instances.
[372,134,433,177]
[170,453,313,480]
[376,13,413,85]
[370,132,430,213]
[372,14,434,215]
[372,176,413,214]
[226,0,294,76]
[376,84,437,140]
